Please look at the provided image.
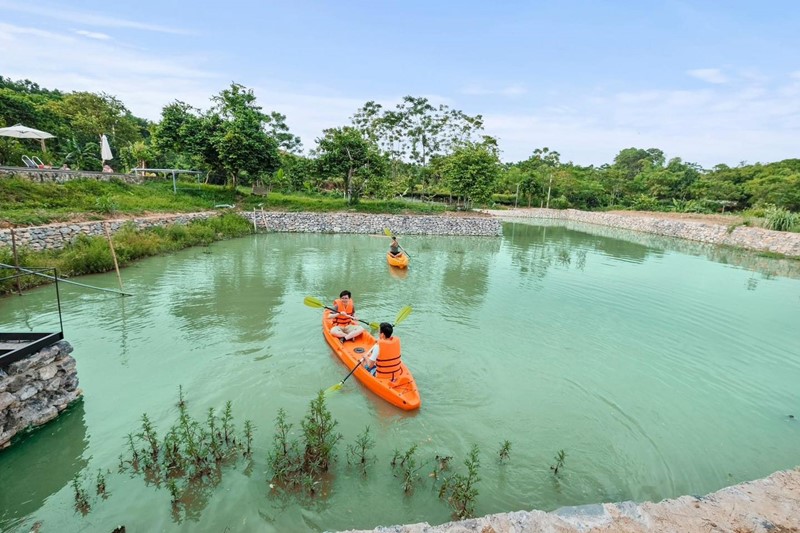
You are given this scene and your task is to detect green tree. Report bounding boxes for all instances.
[210,83,280,188]
[314,127,388,203]
[613,147,665,180]
[745,169,800,211]
[152,84,281,188]
[350,96,484,194]
[47,92,142,154]
[435,139,500,208]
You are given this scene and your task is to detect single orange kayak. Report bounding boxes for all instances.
[387,252,409,268]
[322,310,420,410]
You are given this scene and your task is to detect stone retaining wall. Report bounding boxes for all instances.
[0,166,142,184]
[485,208,800,258]
[242,211,502,236]
[0,212,501,252]
[0,340,82,450]
[0,212,218,251]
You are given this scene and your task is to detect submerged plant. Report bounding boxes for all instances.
[346,425,376,475]
[550,449,567,476]
[429,454,452,481]
[119,387,253,518]
[96,469,108,498]
[498,440,511,463]
[438,444,480,520]
[72,473,91,515]
[391,444,422,494]
[301,391,341,474]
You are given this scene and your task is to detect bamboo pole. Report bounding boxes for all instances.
[252,207,258,232]
[0,263,133,296]
[104,222,124,291]
[10,227,22,296]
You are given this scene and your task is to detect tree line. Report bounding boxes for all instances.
[2,76,798,213]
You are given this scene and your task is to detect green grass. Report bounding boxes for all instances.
[0,213,253,295]
[0,176,447,226]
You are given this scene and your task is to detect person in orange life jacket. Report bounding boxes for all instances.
[389,237,401,257]
[363,322,401,379]
[329,290,365,341]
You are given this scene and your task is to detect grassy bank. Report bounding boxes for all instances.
[0,177,446,227]
[0,213,252,295]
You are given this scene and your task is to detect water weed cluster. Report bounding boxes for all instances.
[118,388,254,522]
[63,389,569,526]
[267,391,343,496]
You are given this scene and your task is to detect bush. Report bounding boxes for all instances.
[763,205,799,232]
[59,235,115,275]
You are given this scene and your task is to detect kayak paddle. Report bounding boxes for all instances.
[303,296,379,330]
[324,305,413,393]
[384,228,411,258]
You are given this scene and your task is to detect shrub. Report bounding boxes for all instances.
[763,205,799,232]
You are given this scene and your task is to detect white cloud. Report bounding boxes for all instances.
[1,22,219,120]
[75,30,111,40]
[0,0,191,35]
[484,80,800,167]
[687,68,728,84]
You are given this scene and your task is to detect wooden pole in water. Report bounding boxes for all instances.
[104,222,124,292]
[0,263,133,296]
[10,227,22,296]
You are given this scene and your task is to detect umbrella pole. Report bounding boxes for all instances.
[40,139,46,153]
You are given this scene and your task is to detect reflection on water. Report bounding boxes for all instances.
[388,265,408,279]
[506,219,800,282]
[0,401,88,530]
[0,229,798,532]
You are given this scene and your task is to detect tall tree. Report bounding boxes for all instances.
[152,84,281,188]
[210,83,280,188]
[350,97,484,192]
[435,139,500,208]
[314,127,387,203]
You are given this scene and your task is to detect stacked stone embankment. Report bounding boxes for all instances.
[0,341,82,449]
[242,211,502,236]
[0,212,501,252]
[485,208,800,258]
[0,212,218,251]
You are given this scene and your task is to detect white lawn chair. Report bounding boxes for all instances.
[22,155,37,168]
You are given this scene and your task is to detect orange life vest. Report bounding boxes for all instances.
[333,298,355,326]
[376,336,402,380]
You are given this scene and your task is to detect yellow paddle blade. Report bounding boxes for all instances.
[394,306,412,326]
[324,383,343,395]
[369,322,380,331]
[384,228,394,237]
[304,296,324,308]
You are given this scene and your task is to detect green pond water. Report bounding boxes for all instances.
[1,221,799,532]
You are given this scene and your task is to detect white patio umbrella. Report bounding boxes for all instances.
[0,123,55,152]
[100,134,113,163]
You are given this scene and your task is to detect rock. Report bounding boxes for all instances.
[0,391,16,411]
[38,363,58,381]
[17,384,39,401]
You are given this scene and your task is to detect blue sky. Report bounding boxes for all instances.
[1,0,798,168]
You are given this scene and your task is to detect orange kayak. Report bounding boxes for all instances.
[387,252,409,268]
[322,310,420,410]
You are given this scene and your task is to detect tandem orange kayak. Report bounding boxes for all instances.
[386,252,409,268]
[322,310,420,410]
